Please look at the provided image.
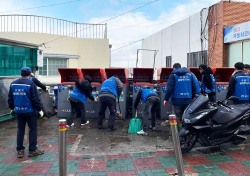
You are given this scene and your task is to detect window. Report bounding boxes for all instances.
[0,44,37,76]
[39,57,67,76]
[166,56,172,67]
[187,51,207,67]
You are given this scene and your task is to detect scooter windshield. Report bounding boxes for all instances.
[187,95,209,114]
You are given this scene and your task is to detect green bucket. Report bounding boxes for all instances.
[128,112,142,134]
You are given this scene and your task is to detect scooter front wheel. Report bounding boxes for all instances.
[179,132,197,154]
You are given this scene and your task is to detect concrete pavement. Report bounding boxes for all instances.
[0,116,250,175]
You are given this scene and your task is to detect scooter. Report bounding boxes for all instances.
[179,95,250,154]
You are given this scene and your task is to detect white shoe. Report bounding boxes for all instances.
[66,123,74,128]
[137,130,148,136]
[81,121,89,126]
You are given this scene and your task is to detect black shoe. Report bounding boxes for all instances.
[98,125,105,129]
[108,127,117,132]
[28,149,44,157]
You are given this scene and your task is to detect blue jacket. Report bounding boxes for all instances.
[227,71,250,101]
[8,77,42,114]
[69,86,88,103]
[100,77,118,97]
[164,68,198,106]
[141,89,158,102]
[234,72,250,101]
[134,88,159,109]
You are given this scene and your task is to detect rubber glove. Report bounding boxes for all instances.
[164,101,168,107]
[10,109,16,116]
[39,110,44,118]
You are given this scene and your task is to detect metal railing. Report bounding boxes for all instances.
[0,15,107,39]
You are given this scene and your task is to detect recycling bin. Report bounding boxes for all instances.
[132,68,156,118]
[104,68,129,119]
[157,68,173,119]
[81,68,106,119]
[57,68,83,118]
[214,68,234,101]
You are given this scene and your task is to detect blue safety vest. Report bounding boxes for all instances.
[141,89,157,102]
[234,75,250,101]
[100,77,118,97]
[173,73,193,98]
[69,86,87,103]
[201,74,216,93]
[10,83,35,113]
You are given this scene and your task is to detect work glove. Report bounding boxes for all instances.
[38,110,44,118]
[163,101,168,107]
[94,96,99,102]
[45,86,50,91]
[10,109,16,116]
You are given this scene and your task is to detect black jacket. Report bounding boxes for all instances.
[31,77,46,90]
[75,79,94,101]
[201,67,213,91]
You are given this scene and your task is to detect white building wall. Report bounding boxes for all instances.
[161,27,172,67]
[171,18,189,67]
[142,9,208,69]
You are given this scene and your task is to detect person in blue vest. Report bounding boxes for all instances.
[30,73,49,91]
[134,84,160,135]
[8,67,44,158]
[164,63,200,130]
[66,75,96,127]
[198,64,216,102]
[97,75,123,131]
[227,62,250,103]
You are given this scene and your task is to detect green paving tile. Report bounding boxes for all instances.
[107,158,134,171]
[81,155,105,160]
[48,160,79,174]
[246,149,250,155]
[137,169,168,176]
[46,137,58,144]
[241,160,250,168]
[67,144,73,150]
[0,163,23,175]
[205,153,235,163]
[193,164,228,175]
[76,172,106,176]
[157,156,186,168]
[131,152,154,158]
[31,152,57,162]
[198,170,229,176]
[0,154,6,163]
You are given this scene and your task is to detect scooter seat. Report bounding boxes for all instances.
[212,104,250,124]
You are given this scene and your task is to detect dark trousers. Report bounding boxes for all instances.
[173,104,189,122]
[142,97,160,132]
[208,93,216,102]
[67,99,87,125]
[98,96,116,128]
[16,112,38,151]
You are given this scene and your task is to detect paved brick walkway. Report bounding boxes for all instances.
[1,134,250,175]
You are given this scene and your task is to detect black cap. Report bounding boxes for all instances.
[21,67,32,76]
